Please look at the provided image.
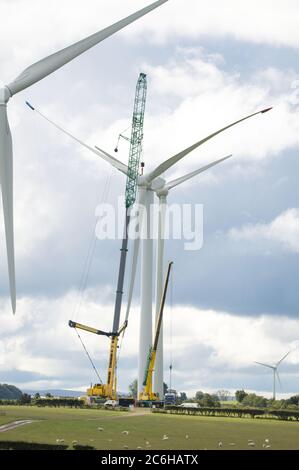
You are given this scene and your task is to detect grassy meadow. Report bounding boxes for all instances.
[0,405,299,450]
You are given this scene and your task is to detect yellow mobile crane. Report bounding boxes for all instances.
[69,74,148,401]
[138,261,173,406]
[68,320,127,400]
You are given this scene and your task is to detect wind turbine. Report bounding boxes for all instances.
[26,104,272,397]
[255,351,290,400]
[0,0,168,314]
[125,108,272,398]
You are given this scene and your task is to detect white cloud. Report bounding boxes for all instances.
[130,0,299,49]
[229,208,299,253]
[41,48,299,186]
[1,0,299,85]
[1,293,299,395]
[141,51,299,175]
[167,305,299,367]
[0,0,169,82]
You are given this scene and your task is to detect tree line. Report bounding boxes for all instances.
[154,406,299,421]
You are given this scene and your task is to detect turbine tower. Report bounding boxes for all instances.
[151,155,232,397]
[27,102,272,398]
[255,351,290,400]
[0,0,168,313]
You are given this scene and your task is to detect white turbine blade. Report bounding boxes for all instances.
[276,370,283,390]
[146,108,272,183]
[276,351,291,366]
[7,0,168,96]
[123,190,146,324]
[94,146,128,175]
[165,154,232,190]
[26,102,128,175]
[254,361,274,369]
[0,106,16,313]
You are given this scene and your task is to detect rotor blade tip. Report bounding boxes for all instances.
[261,107,273,114]
[25,101,35,111]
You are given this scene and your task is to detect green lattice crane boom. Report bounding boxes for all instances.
[69,73,148,400]
[106,72,147,397]
[124,73,147,208]
[71,73,147,332]
[69,73,147,400]
[112,72,147,333]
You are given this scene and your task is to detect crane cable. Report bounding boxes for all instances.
[74,328,103,384]
[71,169,112,381]
[23,101,113,325]
[169,263,174,390]
[116,319,125,366]
[73,169,112,322]
[71,171,112,380]
[24,101,113,383]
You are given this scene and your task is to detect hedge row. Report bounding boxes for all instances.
[0,399,18,406]
[153,406,299,421]
[34,398,85,408]
[0,441,68,450]
[0,441,96,450]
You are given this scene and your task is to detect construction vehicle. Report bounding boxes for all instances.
[138,261,173,407]
[69,73,147,401]
[164,389,177,406]
[69,320,127,399]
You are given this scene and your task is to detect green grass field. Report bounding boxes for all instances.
[0,405,299,450]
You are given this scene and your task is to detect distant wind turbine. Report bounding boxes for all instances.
[255,351,290,400]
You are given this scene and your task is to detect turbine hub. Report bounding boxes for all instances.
[150,176,166,192]
[0,86,11,104]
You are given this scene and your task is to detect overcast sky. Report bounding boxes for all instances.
[1,0,299,398]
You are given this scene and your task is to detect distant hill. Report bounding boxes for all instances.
[23,389,84,398]
[0,383,23,400]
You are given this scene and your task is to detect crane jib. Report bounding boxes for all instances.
[112,73,147,334]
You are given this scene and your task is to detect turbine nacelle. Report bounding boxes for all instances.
[138,174,166,191]
[149,176,167,193]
